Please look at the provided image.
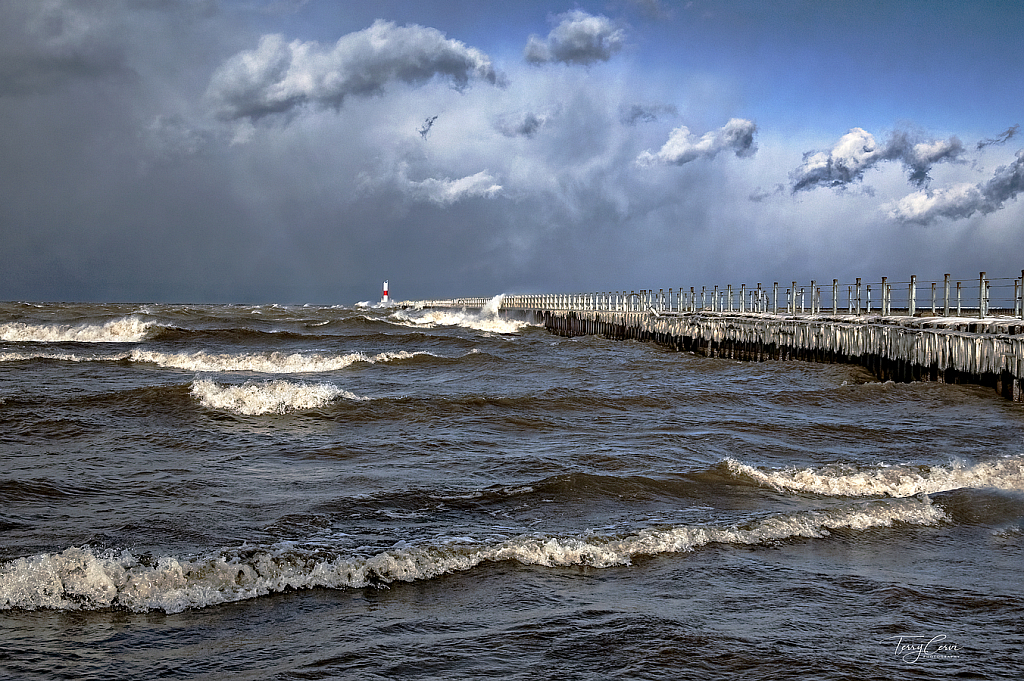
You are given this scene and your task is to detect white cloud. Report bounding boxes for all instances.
[206,20,498,122]
[408,170,503,205]
[790,127,964,192]
[888,150,1024,224]
[524,10,625,66]
[636,118,757,166]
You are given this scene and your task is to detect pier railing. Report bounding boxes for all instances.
[422,272,1024,320]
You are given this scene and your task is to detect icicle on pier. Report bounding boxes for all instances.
[418,272,1024,402]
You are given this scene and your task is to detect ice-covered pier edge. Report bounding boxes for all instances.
[412,273,1024,402]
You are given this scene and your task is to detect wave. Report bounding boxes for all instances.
[390,296,531,334]
[0,496,946,613]
[0,348,435,373]
[132,349,428,374]
[0,316,157,343]
[0,350,128,364]
[190,378,365,415]
[725,455,1024,497]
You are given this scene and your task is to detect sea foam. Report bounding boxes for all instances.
[392,296,530,334]
[0,316,156,343]
[132,349,423,374]
[726,455,1024,497]
[190,378,362,415]
[0,496,946,613]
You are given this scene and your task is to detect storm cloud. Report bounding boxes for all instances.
[207,20,498,122]
[524,10,625,66]
[3,2,1023,304]
[790,127,965,192]
[636,118,757,166]
[888,150,1024,224]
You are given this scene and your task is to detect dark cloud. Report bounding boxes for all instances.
[889,149,1024,224]
[418,114,438,139]
[620,103,677,125]
[206,21,498,122]
[524,10,625,66]
[790,127,964,192]
[748,184,785,202]
[0,1,131,96]
[636,118,757,166]
[495,110,549,137]
[977,124,1019,150]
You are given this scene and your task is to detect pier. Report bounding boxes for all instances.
[414,272,1024,401]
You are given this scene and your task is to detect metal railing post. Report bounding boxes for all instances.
[979,272,986,318]
[944,274,950,316]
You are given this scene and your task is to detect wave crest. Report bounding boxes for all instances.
[726,456,1024,497]
[133,349,424,374]
[0,316,156,343]
[1,497,945,613]
[190,378,362,415]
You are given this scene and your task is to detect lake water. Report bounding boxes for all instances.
[2,300,1022,679]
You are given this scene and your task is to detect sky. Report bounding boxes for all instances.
[2,0,1023,304]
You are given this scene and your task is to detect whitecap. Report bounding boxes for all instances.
[726,456,1024,497]
[190,378,363,415]
[0,497,945,613]
[0,316,156,343]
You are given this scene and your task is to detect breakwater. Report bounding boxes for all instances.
[411,272,1024,401]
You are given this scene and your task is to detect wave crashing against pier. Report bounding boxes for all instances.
[414,272,1024,401]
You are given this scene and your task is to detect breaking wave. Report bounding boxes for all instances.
[391,296,530,334]
[0,351,128,363]
[190,378,363,415]
[0,316,157,343]
[132,349,426,374]
[0,348,433,373]
[726,455,1024,497]
[0,496,946,613]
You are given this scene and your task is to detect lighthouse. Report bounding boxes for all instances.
[381,280,389,304]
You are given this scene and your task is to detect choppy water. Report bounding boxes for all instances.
[1,299,1022,680]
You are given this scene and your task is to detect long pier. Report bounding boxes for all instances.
[413,272,1024,401]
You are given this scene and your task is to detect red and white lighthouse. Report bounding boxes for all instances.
[381,280,389,304]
